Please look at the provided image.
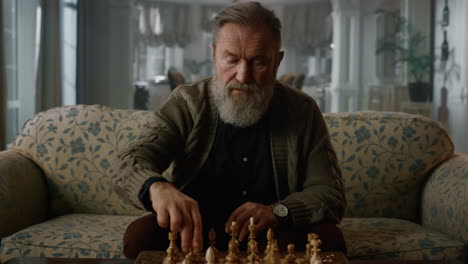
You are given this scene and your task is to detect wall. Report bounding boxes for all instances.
[84,0,133,109]
[433,0,468,154]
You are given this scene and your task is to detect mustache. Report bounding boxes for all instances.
[226,81,258,92]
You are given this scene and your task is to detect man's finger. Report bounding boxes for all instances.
[168,207,182,233]
[225,204,248,232]
[234,209,252,230]
[255,219,269,234]
[238,219,250,242]
[156,208,170,228]
[191,208,203,249]
[180,219,193,252]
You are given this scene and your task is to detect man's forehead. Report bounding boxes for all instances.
[215,23,275,53]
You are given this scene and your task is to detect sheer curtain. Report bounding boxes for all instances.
[134,0,194,81]
[0,0,6,150]
[35,0,62,112]
[283,1,332,51]
[135,0,193,47]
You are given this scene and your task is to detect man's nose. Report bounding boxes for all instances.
[235,61,252,83]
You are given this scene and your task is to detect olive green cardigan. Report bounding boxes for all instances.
[110,78,346,225]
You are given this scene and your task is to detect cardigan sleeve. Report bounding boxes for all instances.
[109,91,194,210]
[282,99,346,225]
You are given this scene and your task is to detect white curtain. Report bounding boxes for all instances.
[200,5,225,33]
[135,0,194,47]
[283,1,332,51]
[35,0,62,112]
[0,0,7,150]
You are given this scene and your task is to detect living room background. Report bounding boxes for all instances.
[2,0,468,154]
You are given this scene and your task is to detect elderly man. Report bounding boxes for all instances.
[111,1,346,259]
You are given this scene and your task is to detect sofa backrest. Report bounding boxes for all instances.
[323,111,454,221]
[11,105,147,216]
[12,106,454,221]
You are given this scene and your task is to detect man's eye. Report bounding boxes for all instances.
[226,57,238,64]
[254,60,267,67]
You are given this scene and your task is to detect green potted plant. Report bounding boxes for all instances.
[375,9,434,102]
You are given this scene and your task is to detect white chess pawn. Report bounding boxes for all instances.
[309,240,322,264]
[310,252,323,264]
[205,246,216,264]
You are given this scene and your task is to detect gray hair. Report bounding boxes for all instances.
[212,1,282,50]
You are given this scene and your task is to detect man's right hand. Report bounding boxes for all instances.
[149,182,202,252]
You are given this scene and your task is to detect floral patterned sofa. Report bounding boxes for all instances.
[0,105,466,263]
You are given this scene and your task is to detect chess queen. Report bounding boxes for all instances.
[111,1,346,259]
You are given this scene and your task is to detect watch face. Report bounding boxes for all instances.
[272,203,288,218]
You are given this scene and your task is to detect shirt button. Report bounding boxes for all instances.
[242,190,247,196]
[242,157,248,162]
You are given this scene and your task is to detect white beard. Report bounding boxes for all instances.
[211,74,274,127]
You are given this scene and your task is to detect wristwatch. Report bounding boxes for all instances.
[271,202,289,220]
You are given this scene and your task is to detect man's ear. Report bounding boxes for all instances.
[276,51,284,68]
[210,44,216,61]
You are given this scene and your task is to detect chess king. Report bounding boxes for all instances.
[110,1,346,259]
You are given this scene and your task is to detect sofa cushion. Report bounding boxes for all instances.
[323,112,454,221]
[339,218,465,260]
[421,154,468,247]
[11,105,148,216]
[0,214,139,263]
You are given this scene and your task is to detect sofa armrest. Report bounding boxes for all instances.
[421,153,468,245]
[0,150,48,237]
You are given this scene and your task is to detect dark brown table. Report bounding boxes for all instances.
[7,257,463,264]
[6,258,132,264]
[351,261,463,264]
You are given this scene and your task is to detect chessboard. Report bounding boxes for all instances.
[135,218,349,264]
[135,251,349,264]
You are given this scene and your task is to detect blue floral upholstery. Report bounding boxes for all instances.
[421,154,468,247]
[1,105,467,262]
[338,218,465,260]
[324,112,454,222]
[9,105,148,217]
[1,214,138,262]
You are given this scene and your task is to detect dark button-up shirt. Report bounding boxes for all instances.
[139,114,275,244]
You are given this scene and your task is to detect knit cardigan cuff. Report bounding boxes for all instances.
[122,168,163,210]
[282,199,310,225]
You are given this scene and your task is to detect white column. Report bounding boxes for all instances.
[330,0,361,113]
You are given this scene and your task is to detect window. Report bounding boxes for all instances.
[61,0,78,105]
[134,44,167,82]
[4,0,42,145]
[4,0,18,144]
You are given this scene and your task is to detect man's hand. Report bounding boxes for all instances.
[225,202,280,242]
[149,182,202,252]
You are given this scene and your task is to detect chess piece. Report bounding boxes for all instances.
[182,250,194,264]
[284,244,297,264]
[163,232,182,264]
[225,222,241,264]
[310,235,322,264]
[192,248,205,264]
[183,248,204,264]
[205,246,216,264]
[264,238,281,264]
[263,228,274,257]
[208,228,220,263]
[303,241,312,264]
[247,217,260,264]
[271,239,281,264]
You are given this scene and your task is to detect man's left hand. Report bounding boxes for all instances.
[225,202,279,242]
